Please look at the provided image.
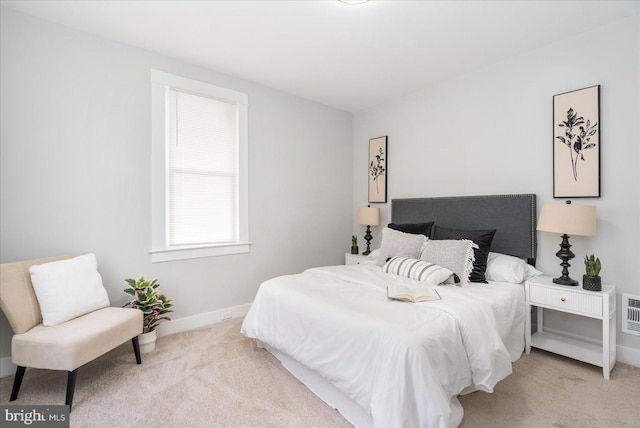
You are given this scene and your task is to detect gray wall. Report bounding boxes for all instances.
[352,15,640,362]
[0,8,353,360]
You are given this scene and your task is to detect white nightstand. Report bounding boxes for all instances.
[525,276,616,379]
[345,253,370,266]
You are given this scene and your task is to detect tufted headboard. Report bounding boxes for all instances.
[391,194,537,265]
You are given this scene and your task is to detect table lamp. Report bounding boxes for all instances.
[357,206,380,256]
[537,201,596,286]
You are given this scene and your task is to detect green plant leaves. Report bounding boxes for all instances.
[122,275,174,332]
[584,254,601,276]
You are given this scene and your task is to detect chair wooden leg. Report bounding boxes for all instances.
[65,369,78,410]
[10,366,26,401]
[132,337,142,364]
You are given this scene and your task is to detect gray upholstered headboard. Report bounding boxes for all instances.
[391,194,537,265]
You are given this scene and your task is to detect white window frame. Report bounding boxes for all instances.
[150,69,249,262]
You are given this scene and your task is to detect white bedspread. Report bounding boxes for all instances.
[241,265,521,428]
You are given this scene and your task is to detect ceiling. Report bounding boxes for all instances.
[2,0,638,112]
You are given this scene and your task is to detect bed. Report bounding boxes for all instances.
[241,194,538,428]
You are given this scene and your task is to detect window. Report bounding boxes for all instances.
[150,70,249,262]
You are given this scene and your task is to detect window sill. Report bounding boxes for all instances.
[150,242,251,263]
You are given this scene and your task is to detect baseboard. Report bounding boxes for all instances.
[0,303,252,378]
[155,303,252,337]
[617,343,640,368]
[542,326,640,368]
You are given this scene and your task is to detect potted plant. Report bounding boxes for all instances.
[351,235,359,255]
[583,254,602,291]
[123,276,174,352]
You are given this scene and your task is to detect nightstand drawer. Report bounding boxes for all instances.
[345,253,370,266]
[529,286,602,317]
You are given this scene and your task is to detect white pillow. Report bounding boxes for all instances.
[420,239,477,286]
[525,263,544,280]
[485,252,543,283]
[375,228,427,267]
[29,254,110,326]
[382,256,454,285]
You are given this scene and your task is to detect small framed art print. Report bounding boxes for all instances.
[553,85,600,198]
[368,136,387,203]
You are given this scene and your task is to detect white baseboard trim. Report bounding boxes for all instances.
[541,326,640,368]
[0,303,252,379]
[617,344,640,368]
[155,303,252,337]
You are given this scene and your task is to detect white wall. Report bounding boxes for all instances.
[352,15,640,364]
[0,8,353,362]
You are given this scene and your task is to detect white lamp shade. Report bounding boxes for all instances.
[357,206,380,226]
[537,202,596,236]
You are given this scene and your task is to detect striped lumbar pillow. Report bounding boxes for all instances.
[382,256,454,285]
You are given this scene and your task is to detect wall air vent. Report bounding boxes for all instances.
[622,294,640,336]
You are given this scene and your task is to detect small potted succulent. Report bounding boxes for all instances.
[583,254,602,291]
[351,235,359,255]
[123,276,174,352]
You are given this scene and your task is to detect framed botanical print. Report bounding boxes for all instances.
[553,85,600,198]
[368,136,387,203]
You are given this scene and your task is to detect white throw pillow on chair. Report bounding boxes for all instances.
[29,253,110,326]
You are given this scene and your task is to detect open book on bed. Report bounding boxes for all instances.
[387,285,441,303]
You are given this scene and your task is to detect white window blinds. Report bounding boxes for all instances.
[151,69,249,262]
[167,90,238,246]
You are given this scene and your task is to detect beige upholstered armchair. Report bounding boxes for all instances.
[0,254,143,409]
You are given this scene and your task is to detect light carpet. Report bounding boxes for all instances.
[1,318,638,427]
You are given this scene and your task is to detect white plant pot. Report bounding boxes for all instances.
[138,330,157,353]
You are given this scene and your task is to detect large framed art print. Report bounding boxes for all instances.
[553,85,600,198]
[368,136,387,203]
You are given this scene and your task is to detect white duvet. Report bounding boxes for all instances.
[241,265,522,428]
